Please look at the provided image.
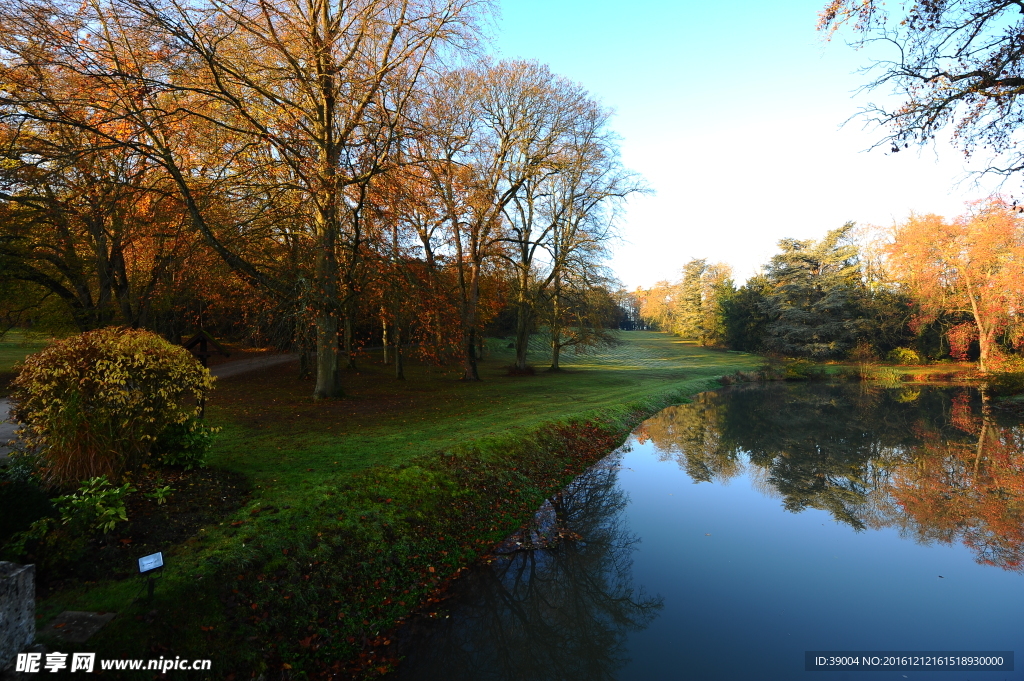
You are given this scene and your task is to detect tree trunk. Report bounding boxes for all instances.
[314,312,340,399]
[549,277,563,371]
[395,322,405,380]
[313,207,342,400]
[460,264,481,381]
[462,327,479,380]
[343,301,356,370]
[382,314,389,365]
[514,299,531,371]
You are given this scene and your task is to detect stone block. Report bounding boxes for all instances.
[0,562,35,671]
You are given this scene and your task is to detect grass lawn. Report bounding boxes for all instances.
[207,332,761,486]
[0,330,51,397]
[21,332,759,677]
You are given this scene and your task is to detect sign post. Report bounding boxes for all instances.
[138,552,164,605]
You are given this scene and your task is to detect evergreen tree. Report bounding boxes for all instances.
[722,274,771,352]
[760,223,866,358]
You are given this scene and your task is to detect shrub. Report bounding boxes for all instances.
[54,475,134,534]
[874,367,905,384]
[1,476,133,569]
[782,358,824,380]
[848,341,877,363]
[10,327,213,486]
[887,347,922,365]
[152,417,218,469]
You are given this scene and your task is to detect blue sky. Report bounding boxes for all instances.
[492,0,1006,287]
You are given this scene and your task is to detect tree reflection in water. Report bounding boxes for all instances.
[635,382,1024,572]
[389,462,663,680]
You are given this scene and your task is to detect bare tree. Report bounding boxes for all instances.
[819,0,1024,178]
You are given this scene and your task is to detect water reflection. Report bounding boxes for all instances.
[390,462,663,680]
[636,383,1024,572]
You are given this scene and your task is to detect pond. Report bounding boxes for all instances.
[388,383,1024,680]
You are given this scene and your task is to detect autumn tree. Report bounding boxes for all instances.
[637,260,733,347]
[414,60,589,380]
[0,116,205,332]
[884,199,1024,372]
[638,280,678,333]
[0,0,485,398]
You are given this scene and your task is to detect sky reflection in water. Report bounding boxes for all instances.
[391,384,1024,680]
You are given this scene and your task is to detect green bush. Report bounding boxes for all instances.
[887,347,922,365]
[783,358,824,380]
[152,417,218,470]
[10,327,214,485]
[756,358,828,381]
[2,475,133,570]
[54,476,134,534]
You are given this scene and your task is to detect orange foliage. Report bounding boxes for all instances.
[886,198,1024,371]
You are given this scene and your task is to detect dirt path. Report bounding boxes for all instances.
[210,353,298,379]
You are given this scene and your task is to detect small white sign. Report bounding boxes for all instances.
[138,552,164,573]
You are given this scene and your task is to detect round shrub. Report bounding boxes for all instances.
[10,327,214,486]
[887,347,922,365]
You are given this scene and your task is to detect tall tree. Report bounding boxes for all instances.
[0,0,485,398]
[884,199,1024,372]
[416,60,583,380]
[500,85,639,372]
[760,223,866,359]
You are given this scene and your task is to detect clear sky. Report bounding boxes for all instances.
[492,0,1009,287]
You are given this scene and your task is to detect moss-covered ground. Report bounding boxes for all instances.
[21,332,761,678]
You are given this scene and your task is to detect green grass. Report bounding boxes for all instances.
[0,330,51,397]
[207,332,759,484]
[26,332,760,677]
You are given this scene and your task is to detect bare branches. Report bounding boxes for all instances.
[821,0,1024,178]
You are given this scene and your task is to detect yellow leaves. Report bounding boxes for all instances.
[10,326,215,485]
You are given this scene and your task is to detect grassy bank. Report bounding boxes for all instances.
[23,332,758,677]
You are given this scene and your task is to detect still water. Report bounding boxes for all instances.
[391,383,1024,680]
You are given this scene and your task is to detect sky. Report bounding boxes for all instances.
[492,0,1010,287]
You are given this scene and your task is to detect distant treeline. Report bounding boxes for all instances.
[633,201,1024,370]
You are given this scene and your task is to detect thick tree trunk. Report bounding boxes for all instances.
[462,327,479,380]
[395,322,405,380]
[460,265,482,381]
[313,207,342,400]
[314,312,340,399]
[514,300,531,371]
[343,304,356,370]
